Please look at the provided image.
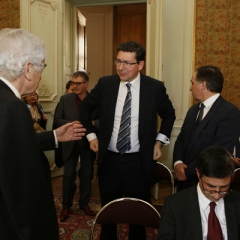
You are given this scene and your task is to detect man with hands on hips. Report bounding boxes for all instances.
[81,41,175,239]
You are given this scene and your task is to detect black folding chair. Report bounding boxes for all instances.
[89,197,160,240]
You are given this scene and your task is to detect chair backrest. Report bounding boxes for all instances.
[155,161,175,194]
[89,197,160,239]
[232,168,240,192]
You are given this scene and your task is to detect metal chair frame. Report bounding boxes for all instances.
[89,197,160,240]
[155,161,176,195]
[232,168,240,192]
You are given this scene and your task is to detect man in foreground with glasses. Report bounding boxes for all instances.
[53,71,98,221]
[0,28,86,239]
[157,146,240,240]
[81,41,175,239]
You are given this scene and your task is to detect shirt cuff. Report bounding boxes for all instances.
[174,160,183,168]
[86,133,97,142]
[53,130,58,148]
[156,133,170,145]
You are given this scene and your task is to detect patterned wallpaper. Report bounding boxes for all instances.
[195,0,240,109]
[0,0,20,29]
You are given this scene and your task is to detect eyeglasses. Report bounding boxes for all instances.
[72,81,86,86]
[200,178,231,196]
[32,63,47,71]
[114,59,139,68]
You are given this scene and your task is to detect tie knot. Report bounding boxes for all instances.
[200,103,205,109]
[126,83,131,90]
[209,202,216,209]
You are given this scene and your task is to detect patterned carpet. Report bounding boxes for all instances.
[54,195,158,240]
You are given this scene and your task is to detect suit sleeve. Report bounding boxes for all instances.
[157,82,176,139]
[157,197,176,240]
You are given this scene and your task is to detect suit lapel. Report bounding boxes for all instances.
[224,194,238,239]
[187,187,203,240]
[105,76,121,135]
[185,104,200,148]
[139,75,151,132]
[190,96,223,146]
[69,93,79,119]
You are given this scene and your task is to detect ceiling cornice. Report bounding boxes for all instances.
[66,0,146,7]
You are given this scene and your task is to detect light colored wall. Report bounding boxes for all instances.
[78,6,114,91]
[147,0,195,170]
[20,0,65,176]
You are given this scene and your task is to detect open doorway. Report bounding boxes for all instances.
[77,3,146,91]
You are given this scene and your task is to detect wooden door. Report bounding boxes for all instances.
[114,3,146,74]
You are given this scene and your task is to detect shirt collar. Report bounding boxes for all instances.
[197,182,224,210]
[202,93,220,108]
[0,76,21,99]
[120,72,140,90]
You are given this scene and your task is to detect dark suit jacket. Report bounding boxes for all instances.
[0,80,58,239]
[173,96,240,180]
[157,186,240,240]
[53,92,97,167]
[53,92,80,162]
[80,73,176,186]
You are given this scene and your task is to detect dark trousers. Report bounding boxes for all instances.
[98,150,149,240]
[62,148,95,209]
[176,179,198,192]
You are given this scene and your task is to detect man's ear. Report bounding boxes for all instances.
[195,168,200,179]
[201,81,207,89]
[24,62,32,81]
[138,61,144,71]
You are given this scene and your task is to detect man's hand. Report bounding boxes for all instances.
[90,138,99,152]
[174,163,188,181]
[153,141,163,160]
[55,121,86,142]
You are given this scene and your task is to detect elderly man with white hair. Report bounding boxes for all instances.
[0,28,86,239]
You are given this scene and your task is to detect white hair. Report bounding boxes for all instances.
[0,28,45,81]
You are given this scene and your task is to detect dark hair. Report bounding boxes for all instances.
[195,65,224,93]
[22,92,38,104]
[117,41,145,62]
[197,146,235,178]
[72,71,89,82]
[65,80,72,90]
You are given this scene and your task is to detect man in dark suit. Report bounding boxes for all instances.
[157,146,240,240]
[173,65,240,191]
[0,28,85,240]
[81,41,176,239]
[53,71,97,221]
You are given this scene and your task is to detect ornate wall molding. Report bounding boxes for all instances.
[21,0,63,103]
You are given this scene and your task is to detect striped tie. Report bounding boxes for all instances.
[116,83,132,154]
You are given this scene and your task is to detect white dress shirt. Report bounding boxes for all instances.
[87,72,170,152]
[197,184,227,240]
